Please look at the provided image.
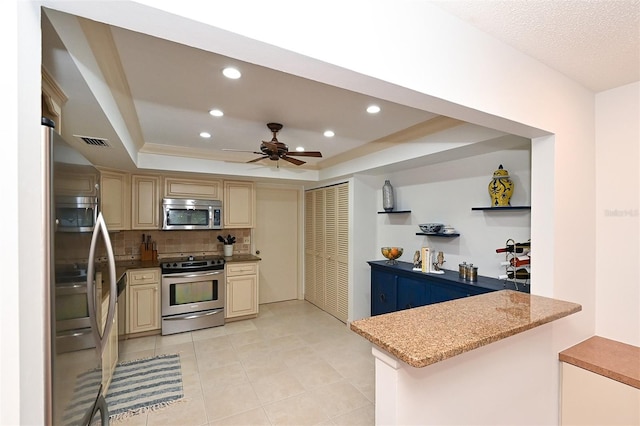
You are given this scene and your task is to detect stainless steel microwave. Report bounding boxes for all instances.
[55,196,99,233]
[162,198,222,230]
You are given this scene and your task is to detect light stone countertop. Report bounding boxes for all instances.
[350,290,582,368]
[560,335,640,389]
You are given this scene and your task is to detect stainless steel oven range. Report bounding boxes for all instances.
[161,256,225,335]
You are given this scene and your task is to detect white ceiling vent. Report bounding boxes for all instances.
[75,135,110,147]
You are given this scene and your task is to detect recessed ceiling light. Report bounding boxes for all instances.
[222,67,241,79]
[323,130,335,138]
[209,109,224,117]
[200,132,211,138]
[295,146,305,152]
[366,105,381,114]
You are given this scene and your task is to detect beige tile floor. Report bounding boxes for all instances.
[115,300,375,426]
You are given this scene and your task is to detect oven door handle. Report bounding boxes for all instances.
[163,309,224,321]
[164,271,223,279]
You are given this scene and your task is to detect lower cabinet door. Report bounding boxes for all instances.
[128,283,160,333]
[226,275,258,318]
[397,277,427,311]
[371,270,397,315]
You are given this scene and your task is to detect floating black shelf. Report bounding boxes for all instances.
[416,232,460,237]
[471,206,531,211]
[377,210,411,214]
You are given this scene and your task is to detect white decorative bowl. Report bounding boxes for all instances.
[419,223,444,234]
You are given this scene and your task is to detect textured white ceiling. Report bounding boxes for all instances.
[433,0,640,92]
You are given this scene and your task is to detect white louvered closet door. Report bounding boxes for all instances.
[313,189,326,309]
[335,183,349,321]
[324,186,338,317]
[304,191,317,306]
[304,183,349,322]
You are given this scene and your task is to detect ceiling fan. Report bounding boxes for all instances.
[224,123,322,167]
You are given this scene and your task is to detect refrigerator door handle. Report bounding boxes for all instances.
[86,212,117,355]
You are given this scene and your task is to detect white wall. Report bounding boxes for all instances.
[12,0,607,423]
[595,82,640,346]
[374,140,531,280]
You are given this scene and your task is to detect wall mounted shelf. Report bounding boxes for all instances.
[377,210,411,214]
[416,232,460,237]
[471,206,531,211]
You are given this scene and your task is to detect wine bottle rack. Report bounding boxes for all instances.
[500,238,530,290]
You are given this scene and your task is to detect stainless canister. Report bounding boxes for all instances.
[464,263,474,281]
[459,262,467,280]
[468,266,478,282]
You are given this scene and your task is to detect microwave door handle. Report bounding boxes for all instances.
[86,213,117,356]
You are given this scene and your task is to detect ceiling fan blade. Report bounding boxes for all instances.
[281,155,305,166]
[285,151,323,157]
[247,156,268,163]
[223,149,264,155]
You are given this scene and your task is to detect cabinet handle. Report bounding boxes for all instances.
[380,294,385,302]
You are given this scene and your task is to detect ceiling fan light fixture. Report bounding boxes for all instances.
[295,146,305,152]
[222,67,241,79]
[366,105,381,114]
[323,130,335,137]
[209,109,224,117]
[199,132,212,138]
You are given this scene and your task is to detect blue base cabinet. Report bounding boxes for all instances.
[369,260,527,316]
[397,276,428,311]
[371,269,398,315]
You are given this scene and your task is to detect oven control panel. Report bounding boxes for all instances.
[161,257,225,274]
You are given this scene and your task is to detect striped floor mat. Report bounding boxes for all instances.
[106,353,184,421]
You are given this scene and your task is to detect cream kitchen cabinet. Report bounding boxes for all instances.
[164,177,222,200]
[131,174,161,229]
[225,262,259,320]
[223,180,256,228]
[54,164,99,197]
[126,268,161,334]
[99,169,131,230]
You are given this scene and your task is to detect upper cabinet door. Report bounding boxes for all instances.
[99,170,131,230]
[223,180,256,228]
[164,177,221,200]
[131,174,160,230]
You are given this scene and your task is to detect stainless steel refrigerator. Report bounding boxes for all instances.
[43,118,117,425]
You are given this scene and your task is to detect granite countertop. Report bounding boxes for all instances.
[223,254,262,263]
[112,254,261,282]
[350,290,581,368]
[368,260,530,293]
[559,336,640,389]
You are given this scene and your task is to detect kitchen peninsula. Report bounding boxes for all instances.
[351,290,581,425]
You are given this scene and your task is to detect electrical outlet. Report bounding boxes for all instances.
[243,237,250,244]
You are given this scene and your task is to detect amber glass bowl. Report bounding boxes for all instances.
[381,247,403,264]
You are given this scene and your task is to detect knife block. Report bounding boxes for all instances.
[140,243,155,261]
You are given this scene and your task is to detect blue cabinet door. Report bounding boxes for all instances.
[397,276,427,311]
[371,269,397,315]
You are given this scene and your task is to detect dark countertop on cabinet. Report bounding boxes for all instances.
[224,254,262,263]
[368,260,530,293]
[110,254,261,285]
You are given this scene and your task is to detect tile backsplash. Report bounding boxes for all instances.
[56,229,251,263]
[111,229,252,260]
